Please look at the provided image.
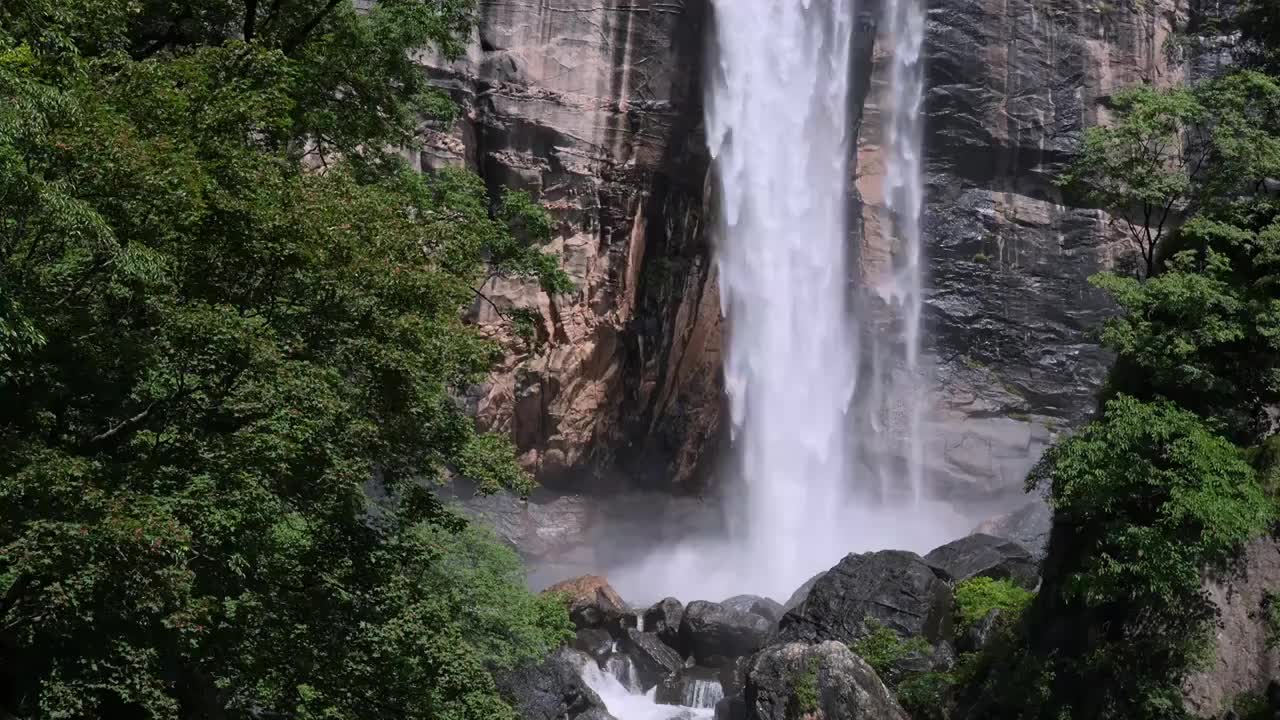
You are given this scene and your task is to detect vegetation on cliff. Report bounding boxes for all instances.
[962,4,1280,718]
[0,1,574,718]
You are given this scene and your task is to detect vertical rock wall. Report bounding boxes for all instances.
[419,0,721,493]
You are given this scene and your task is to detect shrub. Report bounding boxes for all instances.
[954,578,1034,633]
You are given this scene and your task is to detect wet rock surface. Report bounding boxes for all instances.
[645,596,687,652]
[622,628,685,691]
[778,550,954,645]
[924,533,1039,589]
[497,647,617,720]
[680,600,775,666]
[743,641,908,720]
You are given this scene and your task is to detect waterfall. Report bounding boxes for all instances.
[882,0,928,504]
[708,0,860,597]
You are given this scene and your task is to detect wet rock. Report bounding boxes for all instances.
[656,666,726,709]
[679,600,774,666]
[622,628,684,691]
[782,572,826,614]
[714,695,747,720]
[743,641,908,720]
[958,609,1004,654]
[924,533,1039,589]
[606,608,641,639]
[721,595,785,625]
[778,550,953,645]
[973,499,1054,561]
[644,597,686,652]
[573,627,615,666]
[496,648,617,720]
[545,575,626,630]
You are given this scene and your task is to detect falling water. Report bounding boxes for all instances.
[881,0,928,504]
[708,0,860,596]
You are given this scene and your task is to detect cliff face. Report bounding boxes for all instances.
[421,0,1197,505]
[419,0,721,492]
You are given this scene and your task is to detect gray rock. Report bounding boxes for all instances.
[782,572,826,615]
[973,499,1054,560]
[622,628,684,691]
[924,533,1039,589]
[679,601,774,666]
[1183,536,1280,716]
[573,627,615,665]
[743,642,908,720]
[778,550,954,646]
[721,595,785,625]
[958,608,1004,654]
[644,597,686,652]
[496,648,617,720]
[714,696,747,720]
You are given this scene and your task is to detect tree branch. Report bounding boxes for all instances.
[282,0,345,55]
[244,0,261,41]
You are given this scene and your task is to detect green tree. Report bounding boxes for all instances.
[0,2,573,718]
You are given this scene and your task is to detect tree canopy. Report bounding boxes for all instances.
[0,1,574,718]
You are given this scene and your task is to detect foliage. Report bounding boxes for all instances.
[898,672,957,720]
[971,396,1272,720]
[953,578,1034,634]
[0,2,572,719]
[853,620,933,685]
[789,656,820,718]
[1264,591,1280,650]
[1058,72,1280,279]
[1093,199,1280,442]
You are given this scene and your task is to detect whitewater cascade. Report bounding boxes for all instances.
[708,0,860,595]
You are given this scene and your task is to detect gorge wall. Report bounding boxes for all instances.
[419,0,1206,558]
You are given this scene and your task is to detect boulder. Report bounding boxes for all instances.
[573,627,615,666]
[714,695,747,720]
[622,628,684,691]
[545,575,626,630]
[924,533,1039,589]
[721,595,785,625]
[743,641,908,720]
[679,600,773,666]
[782,572,826,614]
[655,666,726,709]
[778,550,954,645]
[606,608,641,639]
[496,648,617,720]
[644,597,686,651]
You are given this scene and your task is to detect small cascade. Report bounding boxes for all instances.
[579,664,715,720]
[683,679,724,709]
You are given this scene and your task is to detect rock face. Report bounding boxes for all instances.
[973,498,1054,560]
[779,551,953,645]
[743,642,908,720]
[1183,536,1280,716]
[420,0,721,493]
[421,0,1224,536]
[679,601,775,666]
[924,533,1039,589]
[497,648,617,720]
